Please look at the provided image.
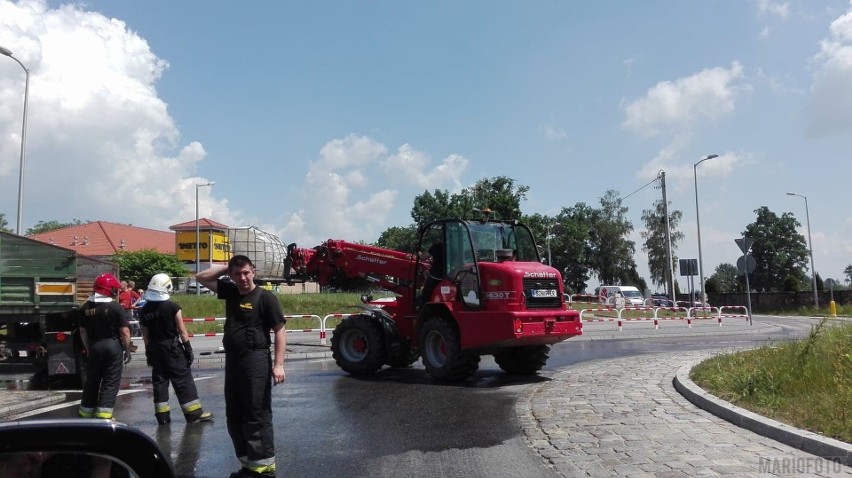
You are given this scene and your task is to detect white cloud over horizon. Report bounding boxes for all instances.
[0,1,466,246]
[806,2,852,136]
[622,62,747,138]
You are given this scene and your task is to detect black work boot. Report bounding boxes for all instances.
[185,410,213,423]
[155,411,171,425]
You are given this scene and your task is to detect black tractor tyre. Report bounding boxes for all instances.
[418,317,480,382]
[494,345,550,375]
[386,345,420,368]
[331,315,386,376]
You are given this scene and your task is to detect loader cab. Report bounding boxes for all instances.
[416,218,541,311]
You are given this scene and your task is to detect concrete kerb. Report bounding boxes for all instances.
[674,360,852,467]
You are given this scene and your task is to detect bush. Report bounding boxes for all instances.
[783,275,800,292]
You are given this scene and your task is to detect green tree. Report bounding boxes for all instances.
[588,190,641,286]
[743,206,809,291]
[708,263,739,293]
[0,214,11,233]
[375,225,419,253]
[844,264,852,284]
[640,199,684,290]
[520,212,551,258]
[546,204,596,294]
[112,249,188,288]
[410,189,461,226]
[460,176,528,221]
[25,219,84,235]
[409,176,529,228]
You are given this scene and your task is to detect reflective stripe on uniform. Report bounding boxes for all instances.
[180,399,202,414]
[245,458,275,474]
[155,402,171,414]
[94,407,114,419]
[78,406,94,418]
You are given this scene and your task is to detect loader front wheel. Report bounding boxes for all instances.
[418,317,479,382]
[331,315,385,376]
[494,345,550,375]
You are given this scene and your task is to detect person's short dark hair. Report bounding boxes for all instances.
[228,255,255,272]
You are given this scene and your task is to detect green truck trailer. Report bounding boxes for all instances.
[0,231,118,385]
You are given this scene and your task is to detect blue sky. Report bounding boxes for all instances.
[1,0,851,291]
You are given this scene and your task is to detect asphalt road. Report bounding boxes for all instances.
[2,317,848,477]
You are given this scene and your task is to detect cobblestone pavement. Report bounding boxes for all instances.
[517,350,852,477]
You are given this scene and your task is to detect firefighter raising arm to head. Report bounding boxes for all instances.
[196,257,286,478]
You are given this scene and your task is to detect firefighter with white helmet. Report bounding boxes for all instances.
[78,273,133,419]
[138,273,213,425]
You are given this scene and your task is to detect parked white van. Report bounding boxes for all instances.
[598,285,645,308]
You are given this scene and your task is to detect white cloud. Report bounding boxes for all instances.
[637,146,741,194]
[279,135,468,246]
[805,3,852,136]
[0,0,220,231]
[754,0,791,19]
[381,143,468,190]
[622,62,747,137]
[542,125,569,142]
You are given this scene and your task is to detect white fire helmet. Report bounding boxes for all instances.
[145,273,173,301]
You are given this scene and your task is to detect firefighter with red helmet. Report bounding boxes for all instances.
[78,273,133,419]
[138,273,213,425]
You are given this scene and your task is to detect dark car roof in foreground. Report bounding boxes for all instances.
[0,418,175,478]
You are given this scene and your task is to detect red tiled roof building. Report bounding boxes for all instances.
[28,221,174,260]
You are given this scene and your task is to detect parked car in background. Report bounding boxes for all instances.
[186,280,212,294]
[649,294,675,307]
[599,285,645,308]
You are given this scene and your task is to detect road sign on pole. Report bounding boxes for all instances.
[735,237,753,254]
[735,238,754,326]
[737,255,756,274]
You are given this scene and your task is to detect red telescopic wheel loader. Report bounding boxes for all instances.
[285,215,582,382]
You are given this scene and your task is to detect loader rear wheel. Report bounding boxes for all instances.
[418,317,479,382]
[331,315,385,376]
[494,345,550,375]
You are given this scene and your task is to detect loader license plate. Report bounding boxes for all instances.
[531,289,557,298]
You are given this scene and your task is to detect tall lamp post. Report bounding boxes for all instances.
[0,46,30,235]
[693,153,718,306]
[787,192,818,308]
[195,181,215,294]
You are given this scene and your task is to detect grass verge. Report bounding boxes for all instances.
[171,292,377,332]
[690,318,852,443]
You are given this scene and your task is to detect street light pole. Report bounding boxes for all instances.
[195,181,215,294]
[0,46,30,235]
[693,154,719,306]
[787,192,818,308]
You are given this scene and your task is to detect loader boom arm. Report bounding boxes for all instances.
[288,240,423,295]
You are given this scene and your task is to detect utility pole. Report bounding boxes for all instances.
[659,171,675,302]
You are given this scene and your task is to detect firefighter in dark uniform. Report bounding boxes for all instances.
[196,255,286,478]
[78,273,133,420]
[139,273,213,425]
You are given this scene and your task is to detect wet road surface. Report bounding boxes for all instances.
[1,316,833,477]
